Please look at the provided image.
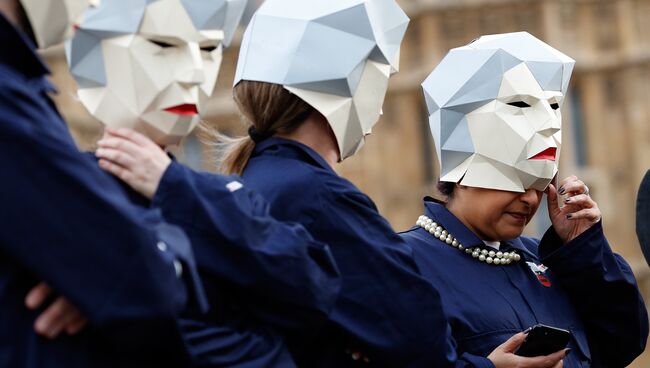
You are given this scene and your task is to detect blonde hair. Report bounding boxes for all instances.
[218,81,314,175]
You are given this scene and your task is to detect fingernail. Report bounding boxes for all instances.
[564,348,572,357]
[566,214,573,219]
[559,187,566,194]
[564,197,571,203]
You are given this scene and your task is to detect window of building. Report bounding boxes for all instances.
[592,2,620,50]
[569,86,588,167]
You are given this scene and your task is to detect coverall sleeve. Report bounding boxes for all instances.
[0,83,204,363]
[152,161,341,331]
[539,221,649,367]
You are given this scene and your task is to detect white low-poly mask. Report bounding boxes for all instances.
[422,32,575,192]
[20,0,93,49]
[67,0,247,146]
[234,0,409,160]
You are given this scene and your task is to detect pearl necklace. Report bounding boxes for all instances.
[416,215,521,266]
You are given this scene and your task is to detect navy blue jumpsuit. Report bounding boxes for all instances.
[400,199,649,368]
[241,138,458,367]
[0,14,205,368]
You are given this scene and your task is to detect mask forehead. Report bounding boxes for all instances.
[235,0,409,160]
[423,32,574,192]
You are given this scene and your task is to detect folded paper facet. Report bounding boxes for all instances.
[20,0,92,49]
[422,32,575,192]
[234,0,409,160]
[67,0,248,145]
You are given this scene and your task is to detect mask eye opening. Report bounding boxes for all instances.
[148,39,174,48]
[550,103,560,110]
[200,45,218,53]
[507,101,531,108]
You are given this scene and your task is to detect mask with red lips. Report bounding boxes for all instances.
[66,0,247,145]
[423,32,575,192]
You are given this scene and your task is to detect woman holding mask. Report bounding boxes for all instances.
[400,32,648,367]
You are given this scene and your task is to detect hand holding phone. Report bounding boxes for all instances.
[515,324,571,357]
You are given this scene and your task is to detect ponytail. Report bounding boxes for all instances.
[217,81,314,175]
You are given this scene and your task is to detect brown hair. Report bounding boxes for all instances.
[218,81,314,175]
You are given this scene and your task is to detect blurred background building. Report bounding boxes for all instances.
[42,0,650,365]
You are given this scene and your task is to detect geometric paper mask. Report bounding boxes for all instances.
[66,0,248,146]
[422,32,575,192]
[20,0,93,49]
[234,0,409,160]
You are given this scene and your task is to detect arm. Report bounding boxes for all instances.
[539,222,649,367]
[96,128,340,330]
[0,83,202,361]
[178,317,296,367]
[539,177,649,366]
[321,186,458,367]
[152,161,340,330]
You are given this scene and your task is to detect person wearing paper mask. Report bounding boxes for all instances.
[96,0,462,366]
[67,0,342,366]
[0,0,215,366]
[400,32,648,367]
[195,0,465,366]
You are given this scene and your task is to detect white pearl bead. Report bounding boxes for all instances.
[416,214,520,266]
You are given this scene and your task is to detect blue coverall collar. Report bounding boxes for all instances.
[253,137,336,174]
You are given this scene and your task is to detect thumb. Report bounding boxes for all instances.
[499,332,528,353]
[547,183,560,215]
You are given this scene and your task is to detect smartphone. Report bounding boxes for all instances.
[515,324,571,357]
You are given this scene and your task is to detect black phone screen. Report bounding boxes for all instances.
[515,324,571,357]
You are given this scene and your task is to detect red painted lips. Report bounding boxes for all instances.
[530,147,557,161]
[164,104,198,116]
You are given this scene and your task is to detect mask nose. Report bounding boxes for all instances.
[537,101,561,137]
[177,43,205,86]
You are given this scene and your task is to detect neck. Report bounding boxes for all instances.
[446,196,494,242]
[275,113,340,168]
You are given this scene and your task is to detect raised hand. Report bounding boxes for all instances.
[547,175,601,244]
